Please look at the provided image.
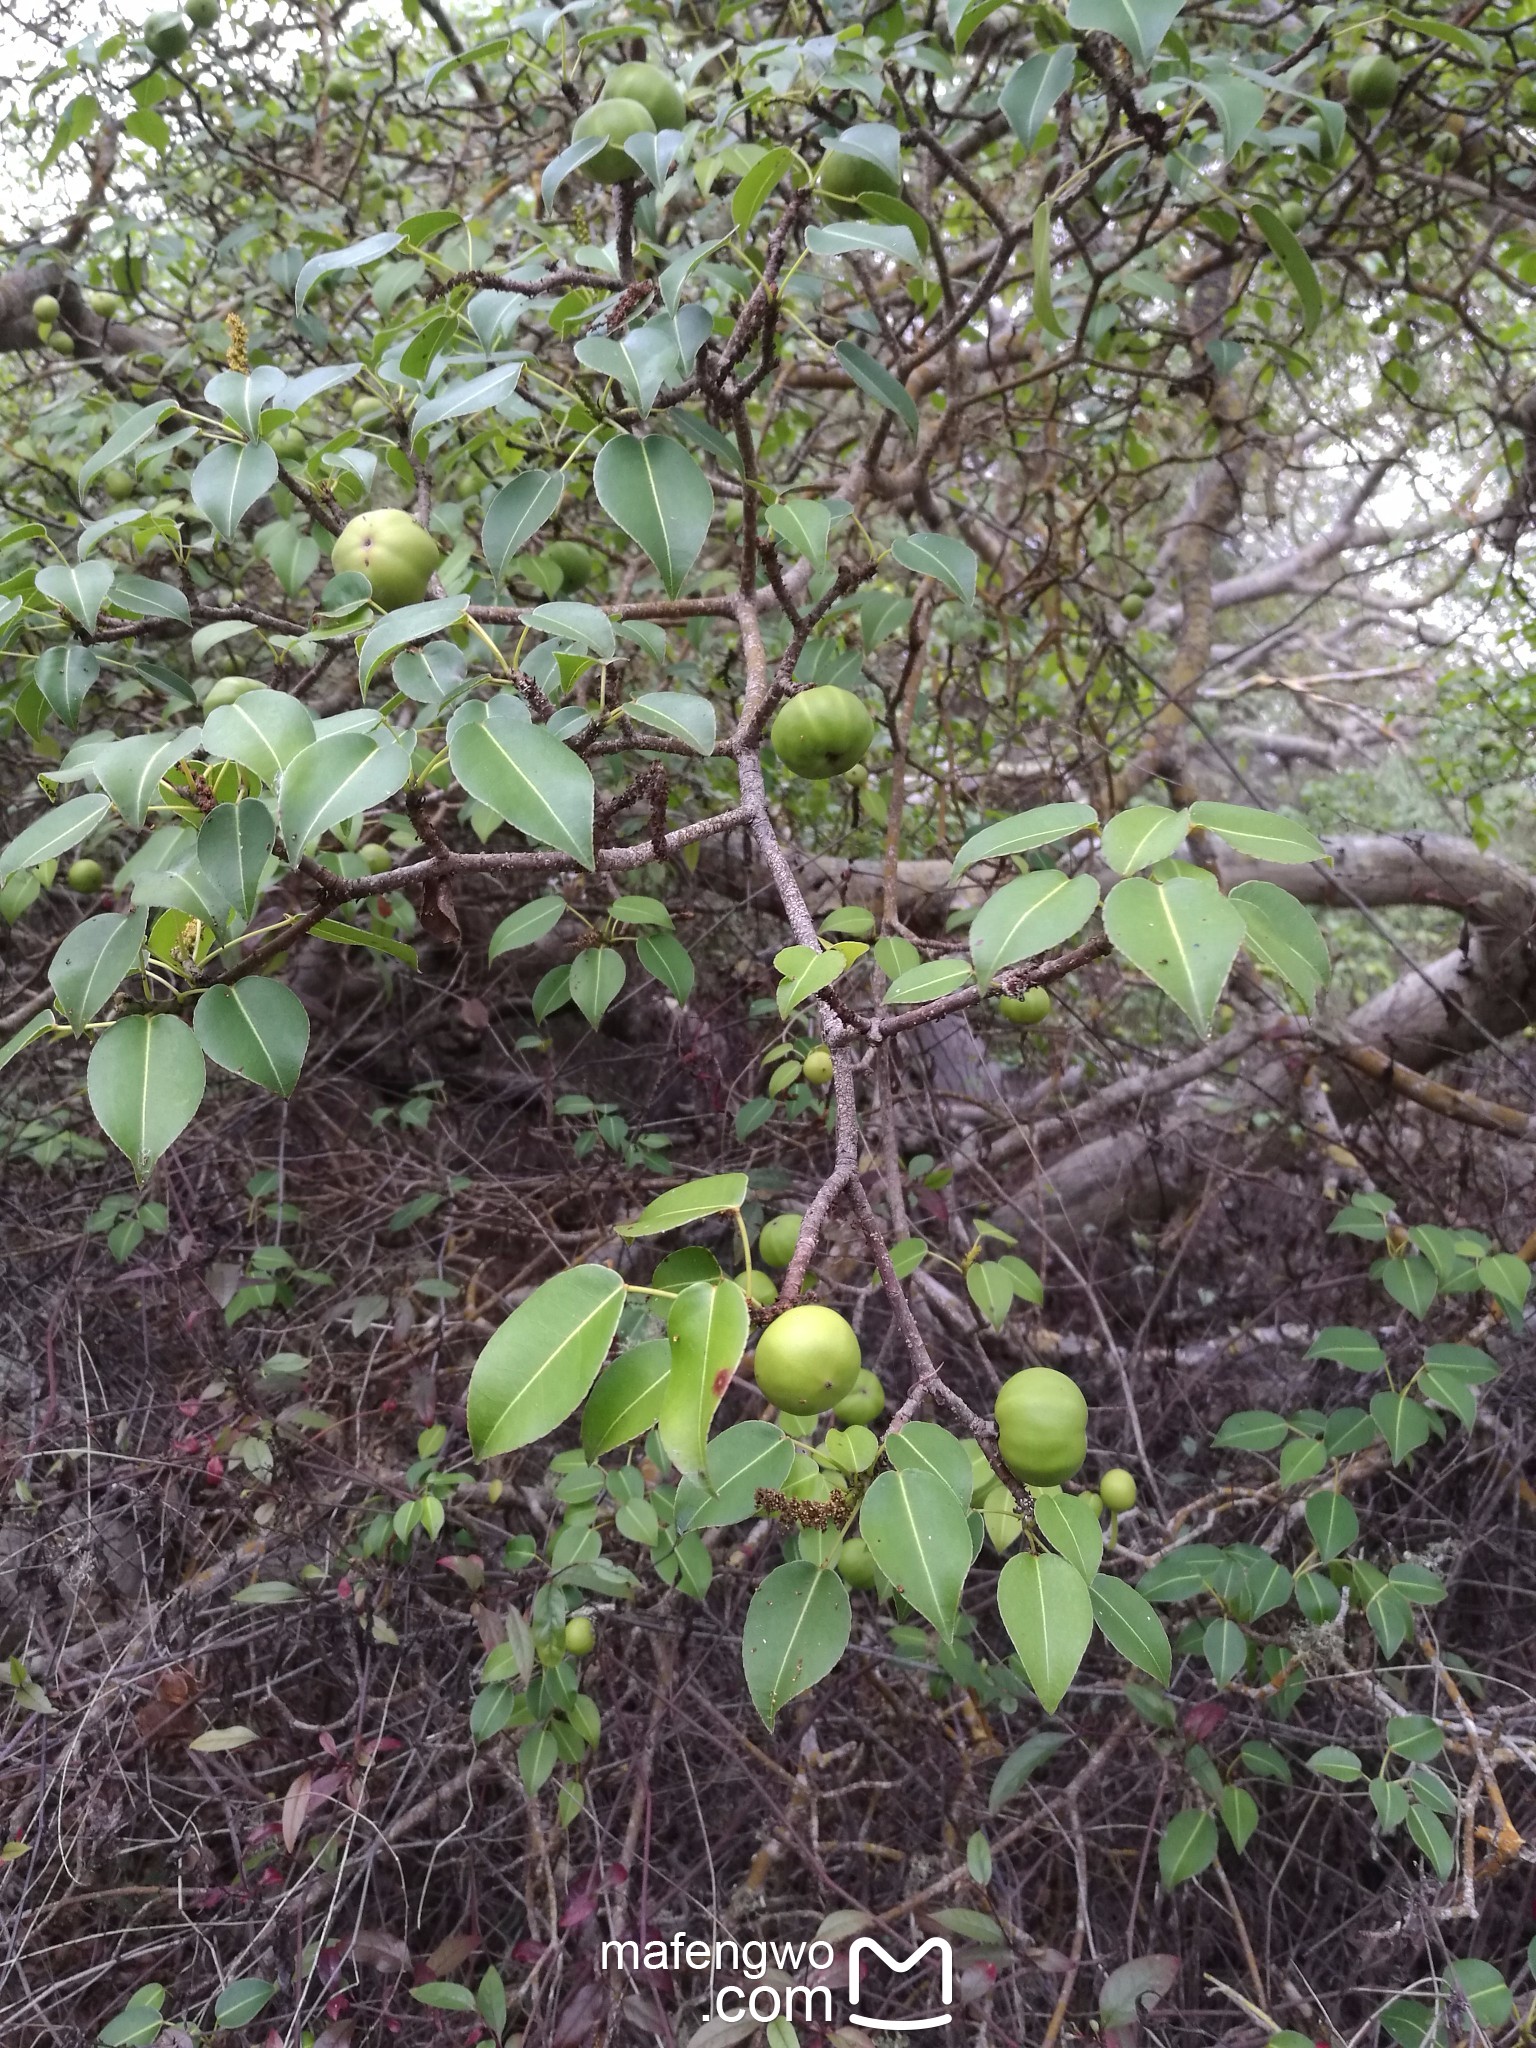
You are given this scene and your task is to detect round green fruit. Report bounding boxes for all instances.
[31,294,59,324]
[752,1305,861,1412]
[186,0,217,23]
[86,290,122,318]
[543,539,597,592]
[50,332,74,356]
[833,1368,885,1427]
[1119,592,1144,621]
[102,467,136,501]
[563,1615,595,1656]
[843,762,869,787]
[1080,1490,1102,1518]
[836,1537,878,1590]
[270,425,307,461]
[994,1367,1088,1488]
[145,10,191,58]
[202,674,262,709]
[734,1269,778,1305]
[770,685,875,779]
[820,142,901,215]
[332,508,440,610]
[359,841,394,874]
[571,97,656,183]
[1099,1467,1137,1513]
[801,1046,833,1086]
[602,60,686,131]
[1278,199,1307,231]
[66,858,105,893]
[1347,53,1399,110]
[758,1212,804,1269]
[998,988,1051,1026]
[329,72,359,100]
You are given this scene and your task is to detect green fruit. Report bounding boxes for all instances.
[329,72,359,100]
[1119,592,1144,621]
[1081,1490,1102,1518]
[1278,199,1307,231]
[270,425,307,461]
[820,141,901,215]
[563,1615,595,1656]
[66,858,105,893]
[836,1537,878,1590]
[734,1269,778,1305]
[1100,1467,1137,1513]
[543,539,597,592]
[998,988,1051,1026]
[966,1439,996,1503]
[801,1046,833,1086]
[770,685,875,779]
[602,60,686,132]
[843,763,869,787]
[145,9,191,58]
[50,333,74,356]
[359,841,394,874]
[758,1212,804,1269]
[332,508,440,610]
[350,397,389,429]
[833,1368,885,1426]
[1347,53,1399,111]
[86,290,122,318]
[34,323,53,344]
[186,0,217,24]
[102,468,136,501]
[30,294,58,324]
[1133,575,1155,598]
[571,97,656,183]
[994,1367,1088,1488]
[202,674,262,709]
[752,1305,861,1412]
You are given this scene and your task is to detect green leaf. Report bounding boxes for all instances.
[581,1339,672,1456]
[199,801,275,919]
[483,469,564,580]
[884,958,974,1005]
[1219,1784,1258,1854]
[79,401,175,494]
[489,896,567,960]
[36,559,115,633]
[1445,1960,1512,2031]
[0,793,112,881]
[106,573,191,626]
[1001,46,1075,147]
[969,869,1100,990]
[1304,1489,1358,1563]
[466,1264,627,1457]
[1102,875,1245,1035]
[966,1259,1013,1330]
[891,531,977,606]
[593,435,713,598]
[1189,800,1326,864]
[1157,1807,1216,1887]
[1405,1805,1454,1878]
[1478,1252,1530,1311]
[526,601,616,660]
[411,1982,480,2014]
[732,146,796,231]
[1379,1254,1436,1318]
[0,1009,60,1075]
[885,1421,975,1505]
[204,688,315,784]
[988,1729,1069,1811]
[358,596,469,689]
[193,980,309,1096]
[191,441,278,539]
[1030,198,1067,339]
[278,731,410,857]
[765,498,831,570]
[742,1560,850,1730]
[412,361,524,437]
[574,325,680,419]
[835,338,917,438]
[626,691,716,755]
[1101,806,1189,876]
[636,930,695,1003]
[310,917,417,968]
[1248,205,1323,337]
[295,228,402,310]
[95,733,189,831]
[213,1979,277,2027]
[36,644,100,728]
[448,698,595,870]
[1305,1325,1384,1372]
[1387,1715,1444,1763]
[1230,880,1328,1005]
[48,910,147,1029]
[1211,1409,1289,1451]
[617,1173,748,1240]
[1203,1616,1246,1688]
[998,1550,1092,1712]
[1090,1575,1172,1685]
[949,802,1098,882]
[659,1277,749,1476]
[675,1420,795,1531]
[1034,1490,1103,1583]
[859,1466,972,1641]
[569,944,626,1027]
[1386,9,1489,60]
[87,1014,206,1181]
[1370,1391,1433,1464]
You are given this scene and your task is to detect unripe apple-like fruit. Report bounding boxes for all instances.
[801,1046,833,1086]
[202,674,263,709]
[819,142,901,216]
[563,1615,595,1656]
[757,1212,804,1269]
[359,841,394,874]
[836,1536,878,1590]
[734,1269,778,1305]
[66,858,105,892]
[270,425,306,461]
[332,508,440,610]
[329,72,358,100]
[602,60,686,132]
[833,1368,885,1426]
[1347,53,1399,110]
[752,1304,861,1412]
[50,332,74,356]
[543,539,597,592]
[31,294,59,324]
[144,9,191,58]
[1099,1467,1137,1513]
[994,1366,1088,1488]
[571,98,656,183]
[998,988,1051,1026]
[186,0,217,25]
[1278,199,1307,231]
[770,685,875,778]
[103,468,136,501]
[1119,592,1144,621]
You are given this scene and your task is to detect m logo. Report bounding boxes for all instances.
[847,1934,954,2031]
